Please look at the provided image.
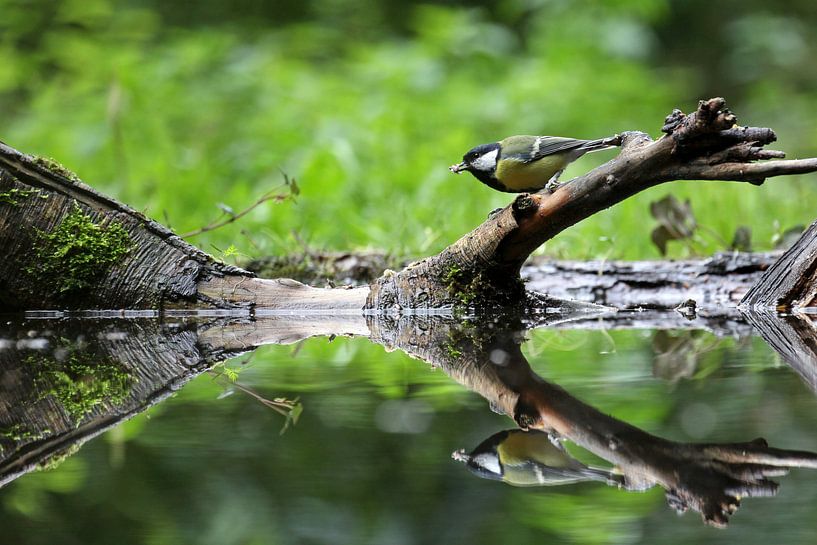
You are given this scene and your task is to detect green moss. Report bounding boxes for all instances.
[246,252,399,286]
[28,203,133,295]
[442,264,480,307]
[0,187,47,206]
[0,424,49,442]
[31,155,81,182]
[28,352,134,424]
[36,443,82,472]
[444,344,463,358]
[442,262,527,310]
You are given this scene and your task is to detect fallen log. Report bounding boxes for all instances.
[1,97,816,313]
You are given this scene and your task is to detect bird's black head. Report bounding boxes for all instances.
[449,142,503,190]
[461,142,500,173]
[451,429,509,481]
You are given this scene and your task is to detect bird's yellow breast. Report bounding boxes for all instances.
[495,155,569,191]
[498,431,571,467]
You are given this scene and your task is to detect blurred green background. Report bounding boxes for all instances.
[3,0,817,262]
[5,1,817,543]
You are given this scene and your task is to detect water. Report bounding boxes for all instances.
[2,311,817,544]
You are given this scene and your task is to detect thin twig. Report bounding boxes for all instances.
[181,184,293,238]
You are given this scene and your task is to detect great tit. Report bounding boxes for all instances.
[449,134,621,193]
[452,429,623,487]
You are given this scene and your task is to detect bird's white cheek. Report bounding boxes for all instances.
[472,453,502,475]
[471,149,498,172]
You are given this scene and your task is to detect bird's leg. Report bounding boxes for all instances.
[545,169,566,193]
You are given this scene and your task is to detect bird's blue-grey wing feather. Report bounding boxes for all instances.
[525,137,595,163]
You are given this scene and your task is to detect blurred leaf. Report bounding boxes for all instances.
[730,225,752,252]
[773,224,805,249]
[217,203,236,217]
[280,400,303,435]
[649,195,697,255]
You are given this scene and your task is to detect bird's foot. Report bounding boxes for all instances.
[487,207,503,218]
[545,180,561,193]
[545,169,565,193]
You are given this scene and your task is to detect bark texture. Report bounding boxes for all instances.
[0,318,224,487]
[525,252,778,309]
[741,219,817,309]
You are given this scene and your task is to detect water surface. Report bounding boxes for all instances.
[1,313,817,544]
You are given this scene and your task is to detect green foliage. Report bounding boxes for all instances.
[29,203,132,295]
[4,0,816,262]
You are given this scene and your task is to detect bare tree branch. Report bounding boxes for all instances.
[367,98,817,311]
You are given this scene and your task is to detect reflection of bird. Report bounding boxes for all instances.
[449,134,620,193]
[452,429,623,487]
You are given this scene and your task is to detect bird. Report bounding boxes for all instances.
[452,428,624,487]
[449,134,621,193]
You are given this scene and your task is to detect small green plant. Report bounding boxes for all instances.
[29,202,133,295]
[210,363,302,434]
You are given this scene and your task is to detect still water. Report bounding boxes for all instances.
[2,312,817,545]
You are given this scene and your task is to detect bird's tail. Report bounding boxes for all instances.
[579,134,622,153]
[579,465,626,487]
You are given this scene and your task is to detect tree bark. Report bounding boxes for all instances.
[525,251,778,309]
[741,218,817,310]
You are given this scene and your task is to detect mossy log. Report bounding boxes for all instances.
[0,142,364,312]
[0,318,225,486]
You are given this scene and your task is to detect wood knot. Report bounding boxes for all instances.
[662,109,685,134]
[512,194,537,218]
[513,399,542,430]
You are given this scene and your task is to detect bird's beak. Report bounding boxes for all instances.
[449,162,467,174]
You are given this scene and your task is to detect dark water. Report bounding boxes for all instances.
[2,313,817,545]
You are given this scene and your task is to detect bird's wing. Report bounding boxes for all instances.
[526,137,594,163]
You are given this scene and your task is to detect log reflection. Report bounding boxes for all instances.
[1,308,817,527]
